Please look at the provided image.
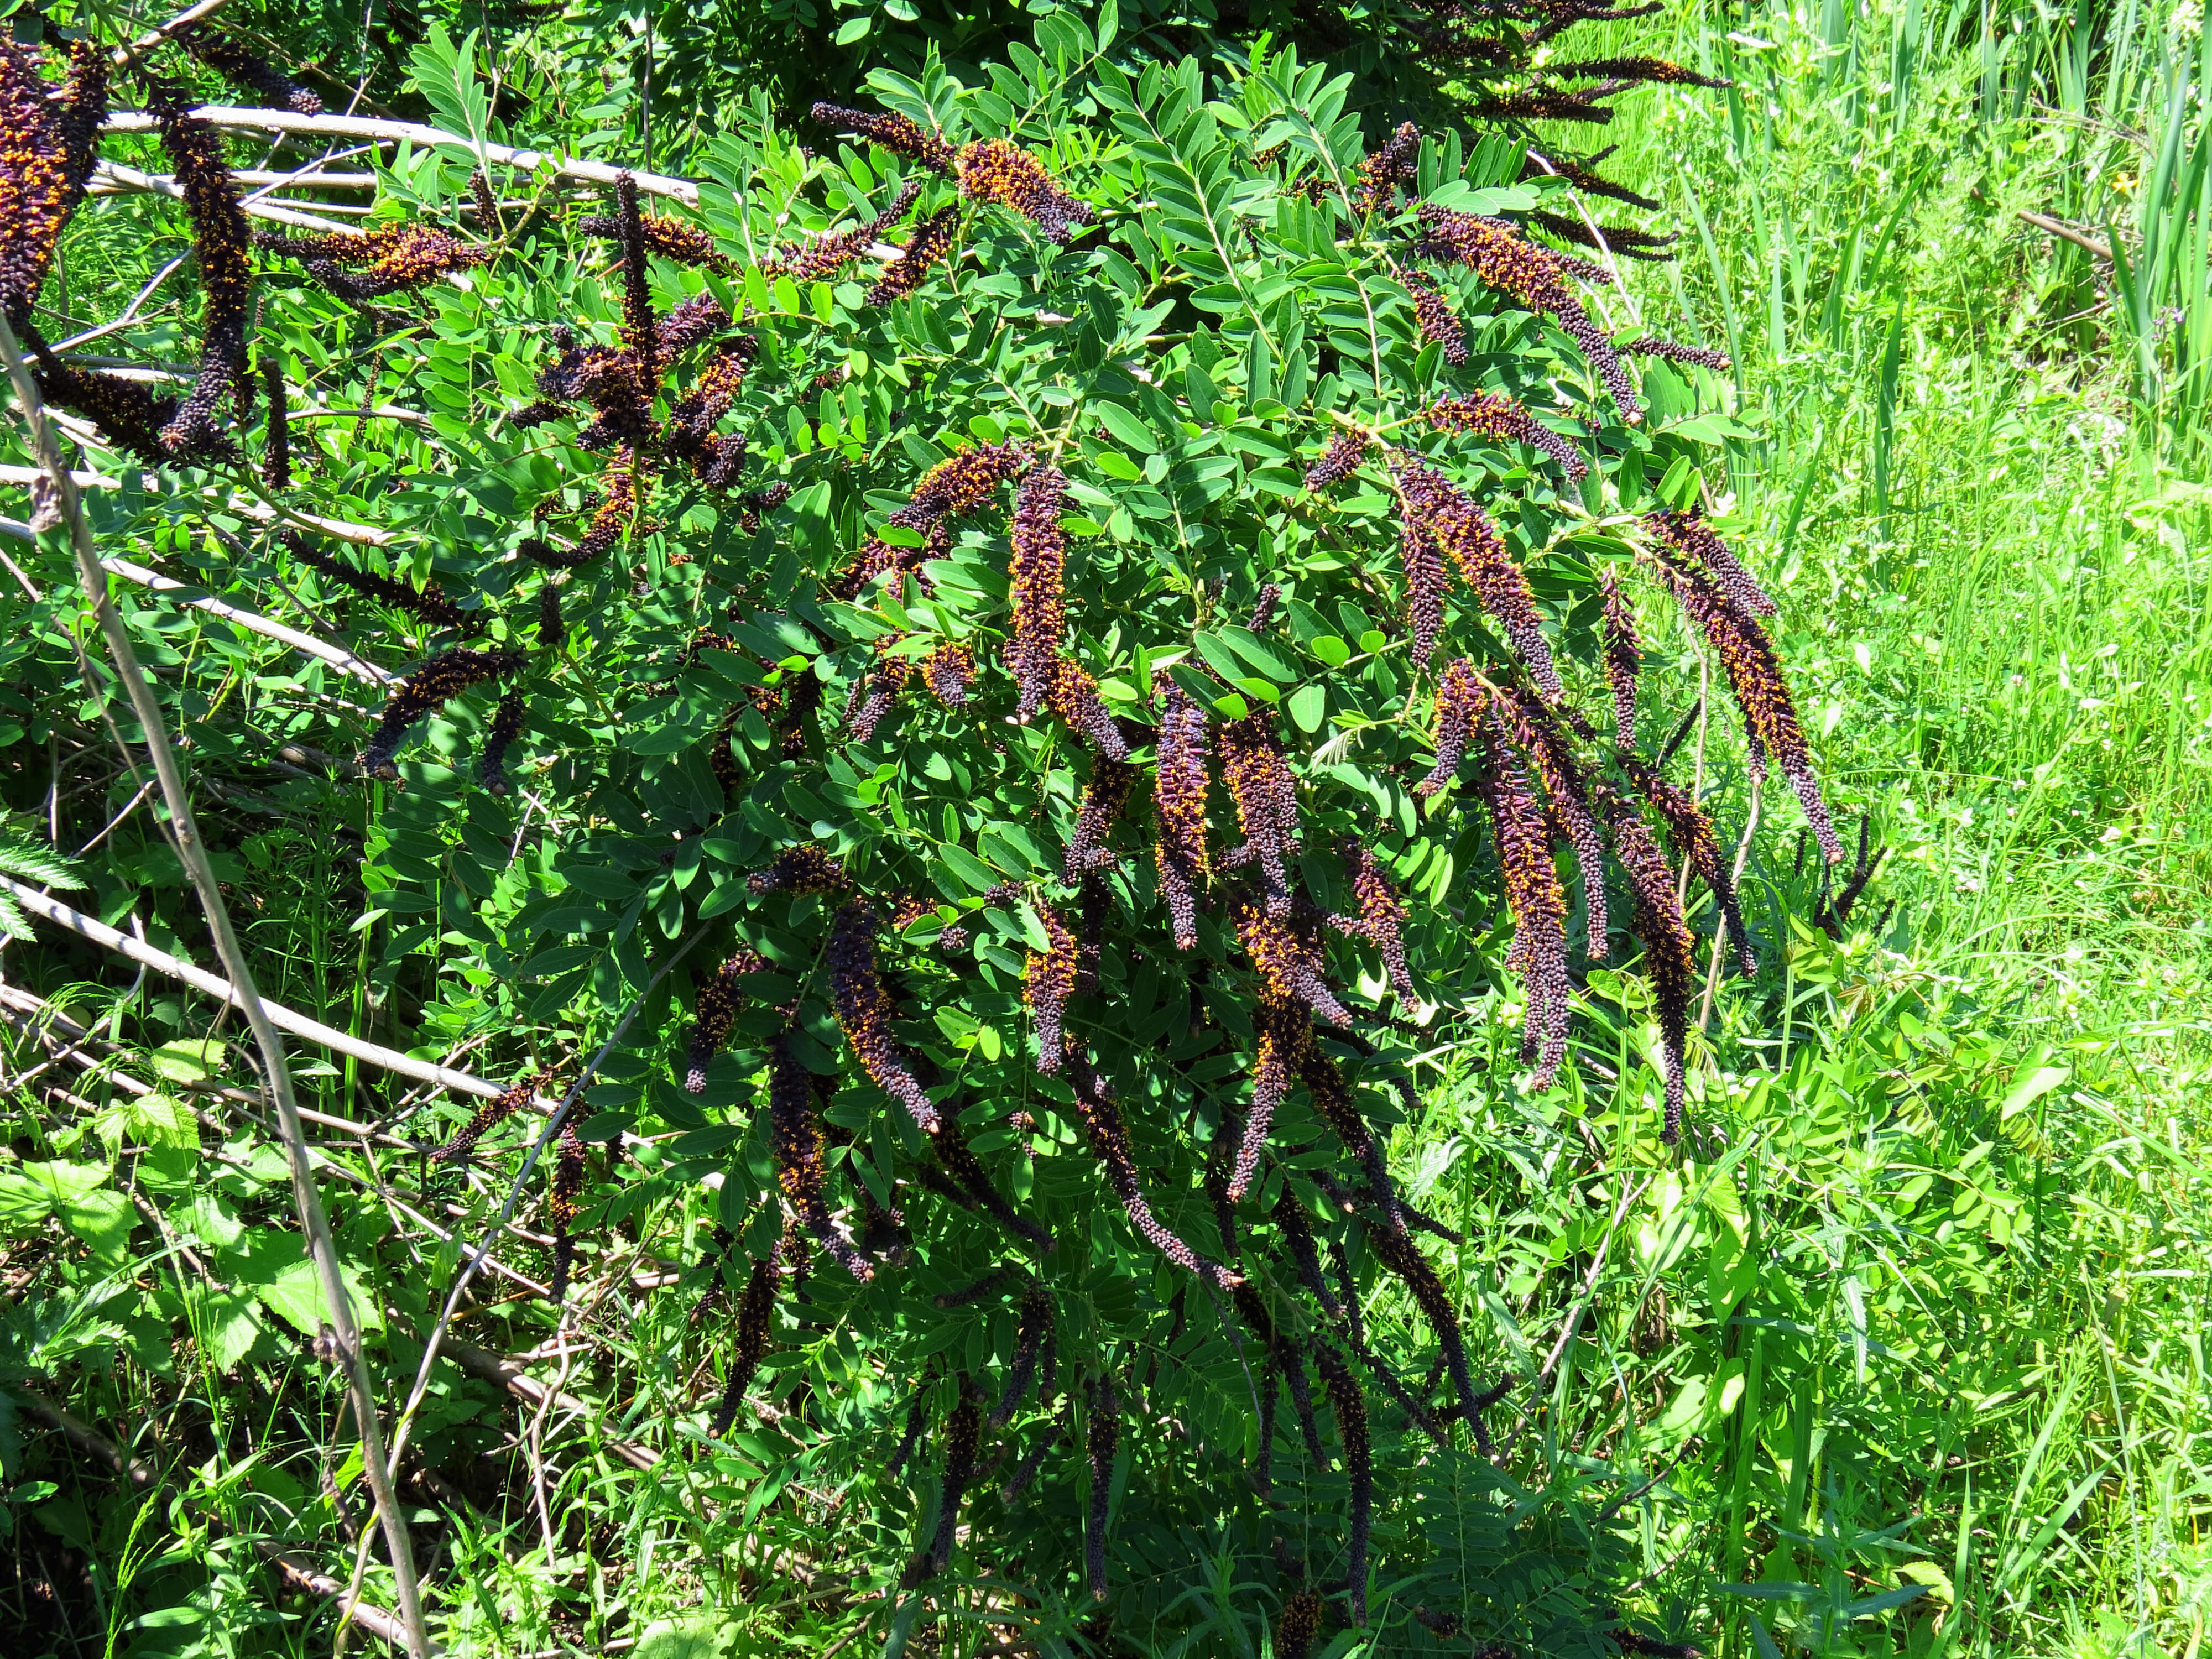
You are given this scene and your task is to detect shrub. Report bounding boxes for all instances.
[0,6,1840,1647]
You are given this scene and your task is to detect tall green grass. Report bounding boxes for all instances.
[1398,2,2212,1653]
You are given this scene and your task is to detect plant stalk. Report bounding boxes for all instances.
[0,313,433,1659]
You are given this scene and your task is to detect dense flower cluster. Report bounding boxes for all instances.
[1499,685,1609,956]
[1647,507,1777,617]
[1645,515,1841,861]
[1233,898,1350,1026]
[763,182,921,281]
[1274,1592,1324,1659]
[1084,1374,1119,1599]
[1415,657,1485,796]
[149,88,254,460]
[926,1383,983,1575]
[1546,53,1732,87]
[1421,390,1588,480]
[1312,1340,1373,1626]
[747,844,851,896]
[685,950,762,1092]
[991,1286,1054,1427]
[1220,711,1301,916]
[838,441,1031,598]
[1624,335,1732,371]
[810,103,957,174]
[1412,205,1641,420]
[917,641,975,706]
[1528,207,1679,263]
[956,138,1091,243]
[1626,755,1755,974]
[1395,457,1562,697]
[176,22,323,112]
[361,648,526,779]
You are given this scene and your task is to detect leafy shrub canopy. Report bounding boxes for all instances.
[0,6,1834,1645]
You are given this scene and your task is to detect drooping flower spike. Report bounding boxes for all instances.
[1064,755,1135,880]
[1412,205,1641,421]
[1154,689,1212,948]
[709,1255,779,1436]
[361,648,526,779]
[1219,711,1301,917]
[1545,54,1733,87]
[1422,390,1589,481]
[176,22,323,112]
[1070,1053,1239,1288]
[766,1030,873,1281]
[1025,900,1079,1074]
[1600,562,1641,748]
[1312,1340,1373,1626]
[149,86,254,460]
[546,1124,586,1301]
[827,901,941,1133]
[1329,838,1419,1001]
[764,181,922,281]
[1625,755,1755,974]
[1498,684,1610,957]
[865,205,959,306]
[1597,784,1697,1141]
[0,38,106,332]
[1465,682,1572,1086]
[430,1069,555,1164]
[811,103,957,174]
[1008,463,1070,716]
[1644,518,1841,862]
[1527,208,1679,263]
[479,689,528,797]
[1304,430,1367,491]
[957,138,1092,244]
[1395,457,1562,698]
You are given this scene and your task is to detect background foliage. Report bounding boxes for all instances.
[1,0,2209,1656]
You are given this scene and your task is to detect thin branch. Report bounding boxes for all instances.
[0,312,430,1659]
[100,106,705,205]
[109,0,236,71]
[92,161,363,235]
[98,555,398,685]
[0,874,548,1109]
[2018,210,2115,262]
